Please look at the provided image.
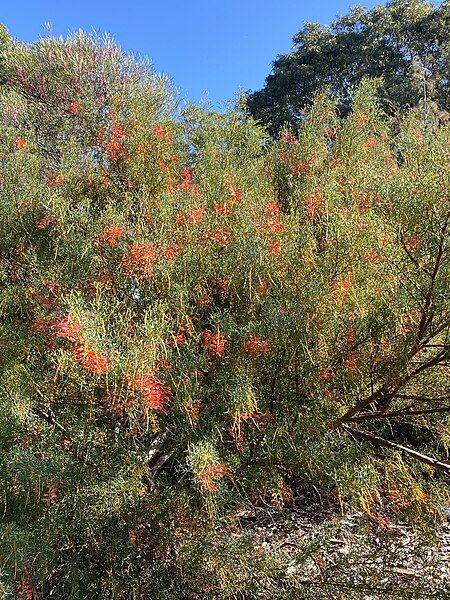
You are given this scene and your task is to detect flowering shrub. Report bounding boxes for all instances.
[1,31,450,599]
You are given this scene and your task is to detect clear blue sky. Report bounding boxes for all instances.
[2,0,380,109]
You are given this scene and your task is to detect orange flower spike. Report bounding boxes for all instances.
[15,138,26,149]
[95,225,124,248]
[197,463,233,493]
[127,370,171,413]
[51,316,82,342]
[121,242,157,279]
[47,173,64,187]
[268,238,282,255]
[153,125,173,141]
[243,336,270,355]
[228,183,243,203]
[37,217,53,230]
[162,244,180,261]
[201,329,227,358]
[181,167,194,190]
[78,344,110,376]
[68,101,80,114]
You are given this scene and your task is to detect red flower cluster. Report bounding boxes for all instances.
[263,201,284,234]
[181,167,194,190]
[209,225,231,247]
[354,112,368,127]
[332,271,354,297]
[268,238,282,255]
[290,159,313,175]
[213,183,242,216]
[175,205,206,226]
[94,224,124,248]
[242,336,270,355]
[280,131,298,145]
[121,242,156,279]
[196,463,233,493]
[105,122,126,161]
[344,351,358,371]
[98,113,127,162]
[36,217,54,229]
[201,329,227,358]
[256,202,284,257]
[213,200,232,215]
[15,138,26,149]
[228,182,243,203]
[15,569,34,600]
[162,243,180,261]
[364,138,377,151]
[47,173,64,187]
[52,316,81,342]
[68,101,80,114]
[52,316,110,376]
[153,125,173,141]
[127,370,171,413]
[304,193,324,223]
[321,367,333,381]
[73,339,110,375]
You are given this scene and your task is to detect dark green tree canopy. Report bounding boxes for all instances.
[247,0,450,134]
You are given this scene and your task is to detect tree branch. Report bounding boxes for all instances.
[32,406,68,436]
[342,424,450,475]
[343,404,450,423]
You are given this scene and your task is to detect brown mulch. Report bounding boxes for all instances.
[233,488,450,599]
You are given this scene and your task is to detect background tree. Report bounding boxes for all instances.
[0,24,11,85]
[247,0,450,135]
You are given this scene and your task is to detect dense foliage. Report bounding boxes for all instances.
[247,0,450,135]
[1,30,450,599]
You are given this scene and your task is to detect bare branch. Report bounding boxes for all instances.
[342,424,450,475]
[343,405,450,423]
[32,406,68,436]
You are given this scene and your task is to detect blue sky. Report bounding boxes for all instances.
[2,1,380,109]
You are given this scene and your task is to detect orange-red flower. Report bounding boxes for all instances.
[209,225,231,247]
[73,340,110,375]
[52,316,82,343]
[52,316,110,376]
[304,193,324,223]
[47,173,64,187]
[15,138,26,149]
[181,167,193,190]
[121,242,156,279]
[321,367,333,381]
[162,244,180,261]
[68,101,80,114]
[127,370,171,413]
[195,463,233,493]
[153,125,173,141]
[94,225,124,248]
[243,336,270,355]
[37,217,54,229]
[256,201,284,235]
[268,238,282,255]
[99,120,128,162]
[175,205,206,226]
[201,329,227,358]
[228,183,243,202]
